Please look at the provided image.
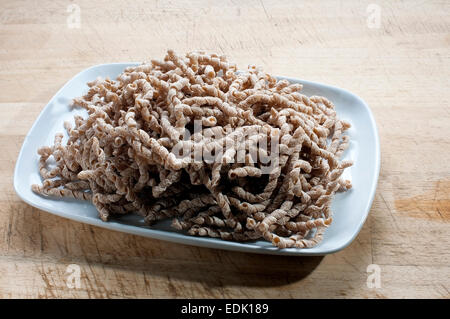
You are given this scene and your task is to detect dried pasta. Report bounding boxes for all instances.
[32,50,353,249]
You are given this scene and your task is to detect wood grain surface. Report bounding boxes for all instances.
[0,0,449,298]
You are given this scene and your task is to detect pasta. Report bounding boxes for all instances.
[32,50,353,249]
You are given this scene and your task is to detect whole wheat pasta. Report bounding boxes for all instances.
[32,50,353,249]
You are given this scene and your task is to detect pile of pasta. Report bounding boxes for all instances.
[32,50,353,249]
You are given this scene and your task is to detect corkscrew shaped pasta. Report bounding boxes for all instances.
[32,50,353,248]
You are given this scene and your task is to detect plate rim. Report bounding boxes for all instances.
[13,63,380,256]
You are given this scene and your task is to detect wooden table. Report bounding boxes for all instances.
[1,0,449,298]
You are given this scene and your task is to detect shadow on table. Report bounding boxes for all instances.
[12,203,325,289]
[141,251,324,289]
[78,240,324,289]
[81,249,324,289]
[106,217,325,288]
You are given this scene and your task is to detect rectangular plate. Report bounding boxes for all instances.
[14,63,380,256]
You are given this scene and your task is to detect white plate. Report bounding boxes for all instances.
[14,63,380,256]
